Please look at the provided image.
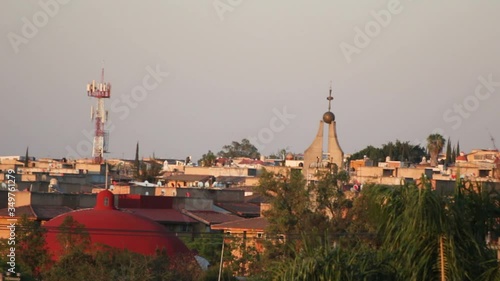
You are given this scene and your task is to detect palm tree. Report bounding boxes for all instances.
[427,134,445,166]
[373,179,498,281]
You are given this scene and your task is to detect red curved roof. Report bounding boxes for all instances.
[44,190,190,259]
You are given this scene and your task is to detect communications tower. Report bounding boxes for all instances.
[86,67,111,164]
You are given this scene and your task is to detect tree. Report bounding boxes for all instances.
[445,137,452,166]
[370,179,498,281]
[268,148,289,159]
[198,150,217,167]
[24,146,29,167]
[57,216,91,255]
[134,141,140,178]
[14,214,50,280]
[308,170,352,232]
[138,158,162,183]
[255,170,311,236]
[272,179,500,281]
[349,145,384,164]
[427,134,445,166]
[253,169,314,275]
[350,140,426,165]
[218,138,260,159]
[452,144,457,164]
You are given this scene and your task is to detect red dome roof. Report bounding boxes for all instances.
[44,190,190,259]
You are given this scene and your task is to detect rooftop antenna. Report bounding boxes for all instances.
[488,131,498,151]
[86,61,111,164]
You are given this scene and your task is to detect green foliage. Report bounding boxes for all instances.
[199,266,238,281]
[16,214,50,279]
[57,215,90,254]
[218,138,260,159]
[0,215,50,280]
[199,150,217,167]
[267,148,288,160]
[308,171,352,232]
[445,137,452,165]
[255,170,311,236]
[43,246,202,281]
[182,233,223,265]
[350,140,426,165]
[427,133,446,166]
[359,179,499,281]
[137,159,163,182]
[24,146,29,167]
[45,221,203,281]
[269,179,500,281]
[134,141,140,177]
[274,237,395,281]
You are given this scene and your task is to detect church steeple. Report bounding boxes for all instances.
[303,83,344,177]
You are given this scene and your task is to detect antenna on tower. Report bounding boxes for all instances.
[488,131,498,151]
[86,63,111,164]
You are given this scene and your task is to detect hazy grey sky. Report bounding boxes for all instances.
[1,1,499,161]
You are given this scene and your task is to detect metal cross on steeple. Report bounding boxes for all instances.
[327,81,333,111]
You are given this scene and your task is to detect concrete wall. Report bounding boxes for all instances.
[397,167,426,179]
[185,166,254,177]
[13,192,96,208]
[75,163,102,173]
[155,186,176,196]
[173,197,213,211]
[175,188,245,203]
[354,166,383,178]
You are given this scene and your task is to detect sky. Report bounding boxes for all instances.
[1,1,499,162]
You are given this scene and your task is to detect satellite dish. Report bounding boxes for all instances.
[197,182,204,188]
[204,182,209,188]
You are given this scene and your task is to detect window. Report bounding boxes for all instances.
[479,170,490,178]
[257,232,263,239]
[103,197,109,206]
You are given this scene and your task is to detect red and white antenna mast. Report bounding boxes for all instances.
[86,63,111,164]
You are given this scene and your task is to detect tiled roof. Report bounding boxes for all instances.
[244,194,269,204]
[0,205,73,220]
[122,208,197,224]
[215,202,260,217]
[0,205,35,218]
[32,205,74,220]
[211,217,269,231]
[183,210,242,225]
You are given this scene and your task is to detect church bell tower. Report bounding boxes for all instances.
[303,84,344,179]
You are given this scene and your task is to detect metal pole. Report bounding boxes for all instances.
[218,234,225,281]
[105,162,108,190]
